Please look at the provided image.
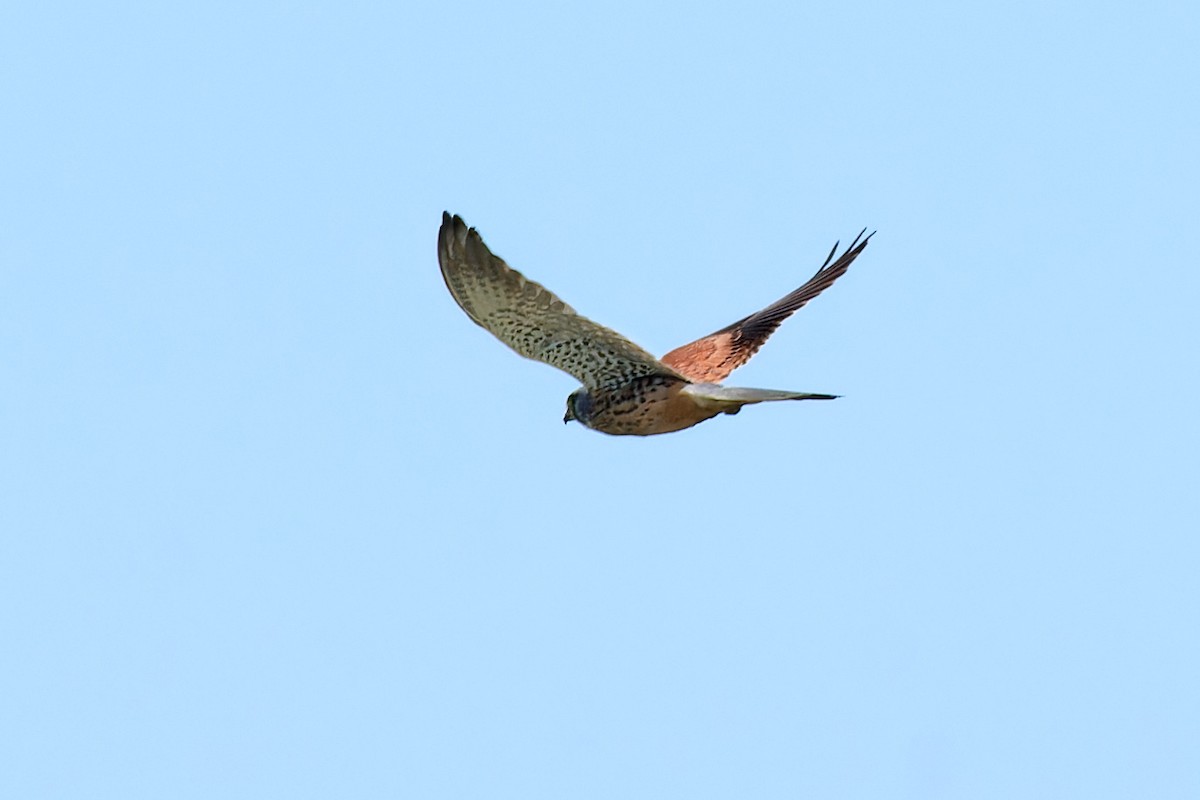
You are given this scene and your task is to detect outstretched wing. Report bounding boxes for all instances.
[438,213,684,390]
[660,229,873,383]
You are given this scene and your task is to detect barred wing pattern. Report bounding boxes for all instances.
[438,213,683,391]
[660,229,873,383]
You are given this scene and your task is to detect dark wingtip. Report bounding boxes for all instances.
[440,211,468,231]
[845,227,875,253]
[438,212,470,264]
[820,239,841,270]
[438,212,474,254]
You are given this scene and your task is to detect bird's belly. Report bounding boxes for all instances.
[586,382,720,436]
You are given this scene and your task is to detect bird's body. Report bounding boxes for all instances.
[565,377,837,436]
[565,373,697,436]
[437,213,871,436]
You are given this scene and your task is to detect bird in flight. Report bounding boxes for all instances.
[438,212,872,436]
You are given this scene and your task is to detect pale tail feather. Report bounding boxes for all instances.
[682,383,838,410]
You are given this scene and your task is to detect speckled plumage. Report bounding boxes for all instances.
[437,213,872,436]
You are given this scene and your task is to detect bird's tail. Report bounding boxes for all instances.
[681,383,838,411]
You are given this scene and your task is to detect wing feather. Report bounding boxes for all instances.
[438,213,684,390]
[661,229,873,383]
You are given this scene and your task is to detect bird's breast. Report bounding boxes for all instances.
[582,376,720,436]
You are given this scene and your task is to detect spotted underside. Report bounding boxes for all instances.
[581,374,710,436]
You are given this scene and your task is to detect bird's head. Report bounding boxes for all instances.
[564,389,593,426]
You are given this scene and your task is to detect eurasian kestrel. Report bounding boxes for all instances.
[438,212,872,436]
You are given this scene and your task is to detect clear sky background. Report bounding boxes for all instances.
[2,1,1198,798]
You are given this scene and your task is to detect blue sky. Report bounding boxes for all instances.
[2,1,1198,798]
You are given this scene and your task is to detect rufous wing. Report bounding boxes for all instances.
[661,229,873,383]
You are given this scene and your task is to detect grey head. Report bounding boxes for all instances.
[563,388,593,426]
